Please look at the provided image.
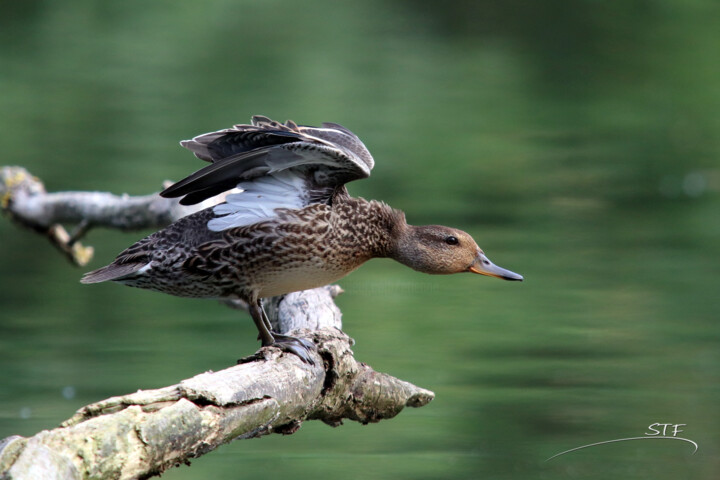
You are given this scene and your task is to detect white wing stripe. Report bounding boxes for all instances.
[207,170,308,232]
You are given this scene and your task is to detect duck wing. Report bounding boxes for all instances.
[161,116,374,231]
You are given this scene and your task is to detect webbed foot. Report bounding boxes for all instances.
[267,334,316,365]
[247,299,316,365]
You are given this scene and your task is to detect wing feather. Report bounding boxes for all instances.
[206,170,308,231]
[161,116,374,231]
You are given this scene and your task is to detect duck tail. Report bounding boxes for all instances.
[80,262,146,284]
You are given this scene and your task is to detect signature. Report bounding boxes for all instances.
[546,423,698,461]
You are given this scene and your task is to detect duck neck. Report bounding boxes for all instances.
[371,202,407,258]
[335,196,406,259]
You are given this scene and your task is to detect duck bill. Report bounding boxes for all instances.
[468,252,524,281]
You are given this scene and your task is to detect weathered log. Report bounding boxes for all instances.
[0,326,433,480]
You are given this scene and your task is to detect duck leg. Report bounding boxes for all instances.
[258,302,274,334]
[248,299,316,365]
[248,300,275,346]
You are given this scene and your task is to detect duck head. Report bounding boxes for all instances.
[391,225,523,281]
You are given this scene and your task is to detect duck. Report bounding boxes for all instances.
[81,115,523,363]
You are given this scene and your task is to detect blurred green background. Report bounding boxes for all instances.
[1,1,719,478]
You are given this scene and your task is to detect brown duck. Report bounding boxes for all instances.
[82,115,522,363]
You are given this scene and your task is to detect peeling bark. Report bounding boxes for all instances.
[0,166,435,479]
[0,327,433,480]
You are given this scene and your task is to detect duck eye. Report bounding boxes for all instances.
[445,236,459,246]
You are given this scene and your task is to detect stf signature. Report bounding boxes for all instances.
[546,423,698,461]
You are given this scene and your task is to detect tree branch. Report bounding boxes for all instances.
[0,166,435,479]
[1,166,214,266]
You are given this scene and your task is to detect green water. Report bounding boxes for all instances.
[1,1,719,479]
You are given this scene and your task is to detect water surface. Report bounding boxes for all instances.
[1,1,719,479]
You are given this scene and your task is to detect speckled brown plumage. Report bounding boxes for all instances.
[82,116,522,363]
[91,190,402,301]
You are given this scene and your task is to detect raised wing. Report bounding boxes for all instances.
[161,116,374,231]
